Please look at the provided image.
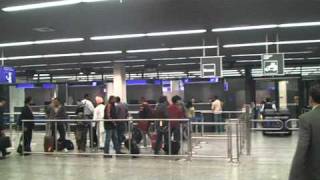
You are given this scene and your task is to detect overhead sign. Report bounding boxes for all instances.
[262,54,284,76]
[201,57,223,78]
[0,66,16,84]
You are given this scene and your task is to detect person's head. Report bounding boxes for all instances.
[309,84,320,106]
[115,96,121,103]
[266,97,271,103]
[108,96,116,104]
[213,96,219,101]
[53,98,61,107]
[171,95,181,104]
[25,96,33,105]
[186,101,193,109]
[191,98,196,103]
[84,94,90,100]
[95,96,104,105]
[158,96,168,104]
[0,97,6,107]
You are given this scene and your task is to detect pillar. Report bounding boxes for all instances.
[244,67,256,104]
[278,80,288,110]
[113,63,127,102]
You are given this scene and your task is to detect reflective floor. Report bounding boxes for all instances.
[0,131,297,180]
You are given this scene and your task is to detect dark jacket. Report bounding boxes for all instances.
[19,106,34,129]
[289,106,320,180]
[0,106,4,131]
[48,106,68,125]
[104,103,117,129]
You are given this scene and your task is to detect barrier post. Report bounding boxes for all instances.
[228,122,233,162]
[235,122,240,163]
[179,123,183,155]
[22,121,25,156]
[128,119,132,156]
[168,122,171,156]
[55,122,58,152]
[245,106,251,155]
[90,121,93,150]
[187,119,192,161]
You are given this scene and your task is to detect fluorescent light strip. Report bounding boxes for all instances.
[90,34,146,40]
[146,29,206,36]
[308,57,320,60]
[276,39,320,45]
[127,45,217,53]
[19,64,47,68]
[166,63,197,66]
[2,0,109,12]
[0,38,84,48]
[81,61,111,64]
[224,42,274,48]
[152,57,188,61]
[2,50,122,61]
[279,22,320,28]
[91,29,206,40]
[116,59,146,63]
[236,60,261,63]
[232,51,312,57]
[212,24,277,32]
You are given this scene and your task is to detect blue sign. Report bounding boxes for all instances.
[0,66,16,84]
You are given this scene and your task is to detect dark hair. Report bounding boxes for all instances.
[115,96,121,103]
[310,84,320,104]
[108,96,115,103]
[214,96,219,100]
[172,95,181,104]
[158,96,167,104]
[0,97,5,102]
[25,96,32,104]
[84,94,90,99]
[186,101,193,109]
[266,97,271,102]
[54,97,61,103]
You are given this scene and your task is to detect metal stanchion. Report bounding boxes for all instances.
[55,122,58,152]
[90,122,93,150]
[128,119,132,156]
[245,106,251,155]
[22,121,25,156]
[179,123,183,155]
[235,122,240,163]
[187,119,192,161]
[228,122,233,162]
[168,122,171,156]
[97,121,100,149]
[201,113,204,136]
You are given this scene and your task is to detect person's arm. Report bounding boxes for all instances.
[289,117,311,180]
[93,107,98,120]
[260,104,265,112]
[87,101,95,114]
[272,104,277,111]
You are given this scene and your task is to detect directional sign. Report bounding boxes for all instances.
[0,66,16,84]
[262,54,284,76]
[201,57,223,78]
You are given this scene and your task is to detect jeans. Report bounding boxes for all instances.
[76,124,89,151]
[51,122,66,148]
[104,128,120,154]
[23,128,33,152]
[214,114,224,133]
[154,127,165,154]
[116,123,126,145]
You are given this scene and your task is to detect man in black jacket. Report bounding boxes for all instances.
[18,97,34,154]
[0,97,10,158]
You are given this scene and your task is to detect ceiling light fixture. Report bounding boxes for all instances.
[2,50,122,61]
[90,34,146,40]
[127,45,217,53]
[276,39,320,45]
[0,38,84,48]
[223,42,274,48]
[127,48,170,53]
[2,0,109,12]
[279,21,320,28]
[146,29,206,36]
[212,24,277,32]
[170,45,217,51]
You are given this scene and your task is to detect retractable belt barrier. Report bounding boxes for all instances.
[285,119,300,130]
[17,116,247,163]
[250,119,284,131]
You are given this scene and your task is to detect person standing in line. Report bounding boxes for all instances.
[81,94,96,147]
[48,98,67,149]
[167,95,185,144]
[115,96,128,146]
[211,96,223,133]
[93,96,105,149]
[104,96,123,157]
[17,97,34,155]
[185,101,196,121]
[0,97,10,158]
[154,96,169,155]
[289,85,320,180]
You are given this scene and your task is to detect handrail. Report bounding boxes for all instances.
[285,119,299,130]
[195,110,245,114]
[21,118,189,122]
[250,119,284,131]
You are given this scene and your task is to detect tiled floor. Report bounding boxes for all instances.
[0,131,297,180]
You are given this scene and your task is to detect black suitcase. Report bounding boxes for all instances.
[124,139,140,154]
[163,141,180,155]
[44,135,54,152]
[58,139,74,151]
[0,136,12,149]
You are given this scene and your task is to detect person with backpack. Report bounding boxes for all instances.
[138,100,153,147]
[17,97,34,155]
[115,96,128,145]
[153,96,169,155]
[0,97,10,158]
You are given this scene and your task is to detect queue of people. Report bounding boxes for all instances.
[0,94,203,158]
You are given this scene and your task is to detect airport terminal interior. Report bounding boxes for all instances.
[0,0,320,179]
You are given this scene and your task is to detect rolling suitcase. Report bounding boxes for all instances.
[44,135,54,152]
[0,136,12,149]
[124,139,140,154]
[163,141,180,155]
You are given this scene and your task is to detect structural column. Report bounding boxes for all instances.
[113,63,127,102]
[244,67,256,105]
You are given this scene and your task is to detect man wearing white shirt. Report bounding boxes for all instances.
[81,94,96,147]
[211,96,223,133]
